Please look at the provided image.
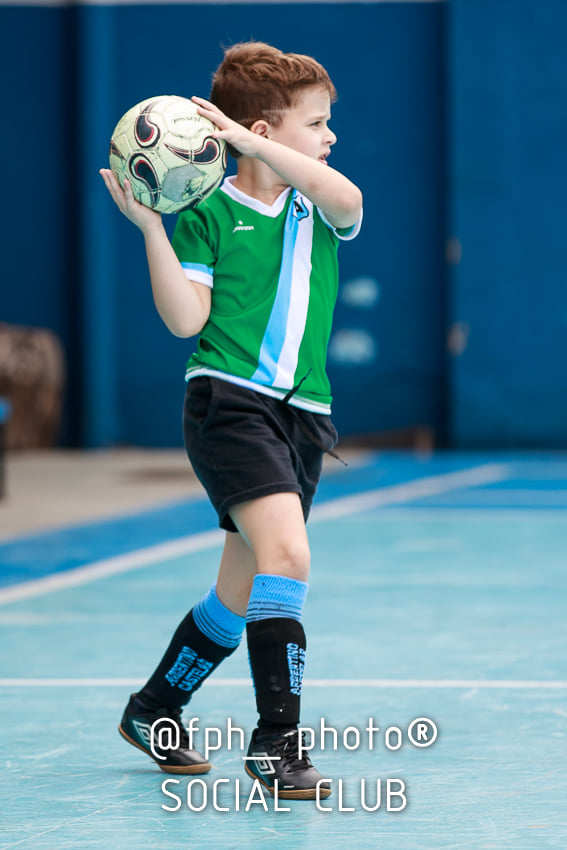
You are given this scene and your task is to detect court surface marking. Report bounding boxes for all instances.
[1,452,566,849]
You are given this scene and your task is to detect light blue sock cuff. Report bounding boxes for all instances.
[193,585,246,649]
[246,574,309,623]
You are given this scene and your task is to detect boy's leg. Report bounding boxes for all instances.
[216,530,258,616]
[229,492,331,799]
[231,492,309,728]
[119,532,250,774]
[230,491,311,580]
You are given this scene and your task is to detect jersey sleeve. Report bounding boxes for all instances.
[317,208,363,241]
[171,207,218,288]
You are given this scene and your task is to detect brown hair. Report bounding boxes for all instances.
[210,42,337,156]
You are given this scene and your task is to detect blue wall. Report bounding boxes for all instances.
[1,1,446,448]
[446,0,567,447]
[2,0,565,449]
[0,8,81,440]
[107,2,446,446]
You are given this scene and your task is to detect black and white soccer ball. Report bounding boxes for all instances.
[109,95,227,213]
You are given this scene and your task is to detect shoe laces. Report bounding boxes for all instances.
[154,706,190,749]
[279,730,312,772]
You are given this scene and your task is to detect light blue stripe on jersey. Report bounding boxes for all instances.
[251,191,300,385]
[181,261,214,276]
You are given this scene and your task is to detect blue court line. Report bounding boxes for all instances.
[0,453,489,589]
[1,452,563,591]
[0,496,218,588]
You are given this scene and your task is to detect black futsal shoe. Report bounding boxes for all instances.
[244,727,332,800]
[119,693,211,774]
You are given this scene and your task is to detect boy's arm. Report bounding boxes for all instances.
[256,138,362,229]
[99,169,211,338]
[192,97,362,229]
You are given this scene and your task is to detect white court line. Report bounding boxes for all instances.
[353,508,567,521]
[0,463,509,606]
[309,464,509,522]
[0,677,566,689]
[0,529,224,605]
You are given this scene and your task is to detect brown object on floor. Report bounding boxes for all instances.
[0,322,66,450]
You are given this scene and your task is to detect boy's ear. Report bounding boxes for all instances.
[249,119,270,137]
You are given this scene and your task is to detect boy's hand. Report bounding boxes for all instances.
[191,96,261,158]
[99,168,163,233]
[191,95,362,229]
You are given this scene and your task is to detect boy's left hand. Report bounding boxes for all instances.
[192,96,261,157]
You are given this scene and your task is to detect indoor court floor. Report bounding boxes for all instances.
[0,450,566,849]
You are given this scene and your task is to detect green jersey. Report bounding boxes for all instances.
[172,177,361,414]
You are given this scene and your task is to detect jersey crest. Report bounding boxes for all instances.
[292,196,309,222]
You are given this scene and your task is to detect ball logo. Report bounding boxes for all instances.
[194,138,223,164]
[129,155,160,206]
[134,102,161,147]
[165,137,223,165]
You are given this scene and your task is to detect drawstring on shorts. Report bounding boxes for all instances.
[281,372,347,467]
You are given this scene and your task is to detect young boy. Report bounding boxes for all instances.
[100,41,362,801]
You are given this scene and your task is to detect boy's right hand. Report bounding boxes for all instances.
[99,168,163,233]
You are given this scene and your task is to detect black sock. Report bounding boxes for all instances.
[247,617,306,730]
[138,610,236,710]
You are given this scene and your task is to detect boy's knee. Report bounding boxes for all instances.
[266,539,311,581]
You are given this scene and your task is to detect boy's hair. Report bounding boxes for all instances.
[211,42,337,157]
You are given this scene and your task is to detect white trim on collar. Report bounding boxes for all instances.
[220,175,292,218]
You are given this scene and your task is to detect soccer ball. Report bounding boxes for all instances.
[109,95,227,213]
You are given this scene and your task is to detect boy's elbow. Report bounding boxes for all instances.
[170,326,195,339]
[161,309,209,339]
[345,186,363,222]
[327,186,363,229]
[168,317,207,338]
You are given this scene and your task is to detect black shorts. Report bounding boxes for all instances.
[182,377,338,532]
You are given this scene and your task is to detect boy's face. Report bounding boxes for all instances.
[267,86,337,163]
